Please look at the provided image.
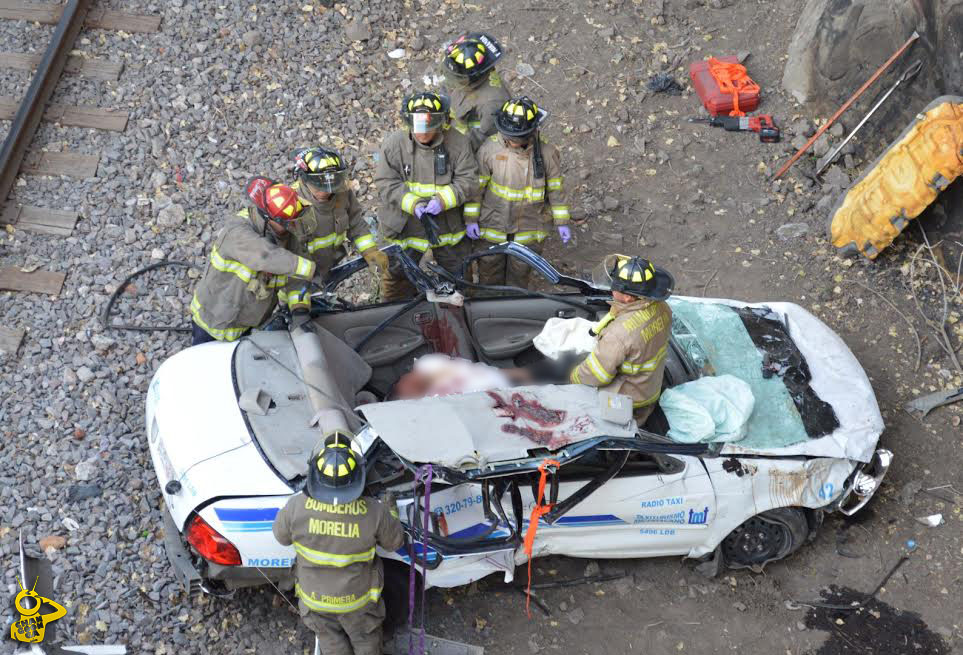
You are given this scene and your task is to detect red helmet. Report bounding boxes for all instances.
[245,177,304,223]
[264,184,303,221]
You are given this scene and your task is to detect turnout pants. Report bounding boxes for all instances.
[477,235,544,289]
[301,599,386,655]
[380,218,470,302]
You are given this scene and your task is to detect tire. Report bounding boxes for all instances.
[722,508,811,570]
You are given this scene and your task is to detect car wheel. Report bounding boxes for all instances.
[722,508,810,570]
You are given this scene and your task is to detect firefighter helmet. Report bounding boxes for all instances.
[400,92,450,133]
[264,184,304,221]
[495,96,548,138]
[597,254,674,300]
[442,32,503,85]
[292,146,348,194]
[306,431,366,505]
[244,176,315,239]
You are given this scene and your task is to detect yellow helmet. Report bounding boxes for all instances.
[605,254,674,300]
[306,431,366,504]
[442,32,503,85]
[292,146,347,193]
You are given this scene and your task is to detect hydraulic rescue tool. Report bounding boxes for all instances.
[688,114,781,143]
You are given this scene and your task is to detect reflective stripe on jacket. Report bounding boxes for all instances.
[279,184,376,311]
[273,493,405,615]
[445,69,512,151]
[570,298,672,410]
[464,135,570,243]
[373,128,477,248]
[191,211,315,340]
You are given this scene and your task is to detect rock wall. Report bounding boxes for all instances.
[783,0,963,108]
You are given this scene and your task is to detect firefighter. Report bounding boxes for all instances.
[279,147,389,317]
[570,255,675,422]
[441,32,512,151]
[373,91,478,301]
[190,178,316,345]
[463,96,571,288]
[272,432,405,655]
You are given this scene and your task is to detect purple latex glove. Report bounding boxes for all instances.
[557,224,571,243]
[466,223,481,240]
[413,202,427,219]
[425,196,444,216]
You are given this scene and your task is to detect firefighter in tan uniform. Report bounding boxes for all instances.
[374,91,478,301]
[571,256,675,422]
[190,178,316,345]
[273,432,405,655]
[278,147,389,318]
[463,96,571,288]
[440,32,512,152]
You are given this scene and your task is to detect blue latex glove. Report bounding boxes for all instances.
[413,202,427,219]
[557,225,571,243]
[466,223,481,240]
[425,197,444,216]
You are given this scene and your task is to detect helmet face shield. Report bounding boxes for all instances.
[408,111,447,134]
[590,254,623,291]
[304,168,347,194]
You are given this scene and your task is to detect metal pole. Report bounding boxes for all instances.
[772,31,919,181]
[0,0,92,207]
[815,60,923,175]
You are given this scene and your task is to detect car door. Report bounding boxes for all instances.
[464,296,601,364]
[314,301,433,395]
[524,451,716,559]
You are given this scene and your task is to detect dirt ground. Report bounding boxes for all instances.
[222,1,963,654]
[3,0,960,653]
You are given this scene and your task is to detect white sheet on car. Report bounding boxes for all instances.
[670,296,884,462]
[659,374,755,443]
[358,385,638,469]
[533,316,598,360]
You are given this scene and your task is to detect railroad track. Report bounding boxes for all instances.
[0,1,161,355]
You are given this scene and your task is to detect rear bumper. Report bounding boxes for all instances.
[162,510,294,594]
[836,449,893,516]
[162,509,202,594]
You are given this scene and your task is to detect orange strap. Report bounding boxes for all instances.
[707,57,759,117]
[523,459,560,618]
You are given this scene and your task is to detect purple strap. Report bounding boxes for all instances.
[409,464,433,655]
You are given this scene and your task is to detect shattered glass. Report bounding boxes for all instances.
[667,299,839,451]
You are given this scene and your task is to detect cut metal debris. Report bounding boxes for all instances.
[904,386,963,418]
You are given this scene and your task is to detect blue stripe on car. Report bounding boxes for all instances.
[214,507,280,521]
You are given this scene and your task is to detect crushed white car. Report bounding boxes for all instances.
[146,245,890,596]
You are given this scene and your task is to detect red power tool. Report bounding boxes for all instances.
[688,114,781,143]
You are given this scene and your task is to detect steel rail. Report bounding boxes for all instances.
[0,0,92,207]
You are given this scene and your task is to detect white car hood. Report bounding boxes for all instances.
[358,385,638,469]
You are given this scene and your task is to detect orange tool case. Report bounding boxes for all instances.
[690,56,760,116]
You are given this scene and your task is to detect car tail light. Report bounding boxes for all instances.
[185,514,241,566]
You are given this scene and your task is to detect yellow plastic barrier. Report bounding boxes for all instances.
[829,96,963,259]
